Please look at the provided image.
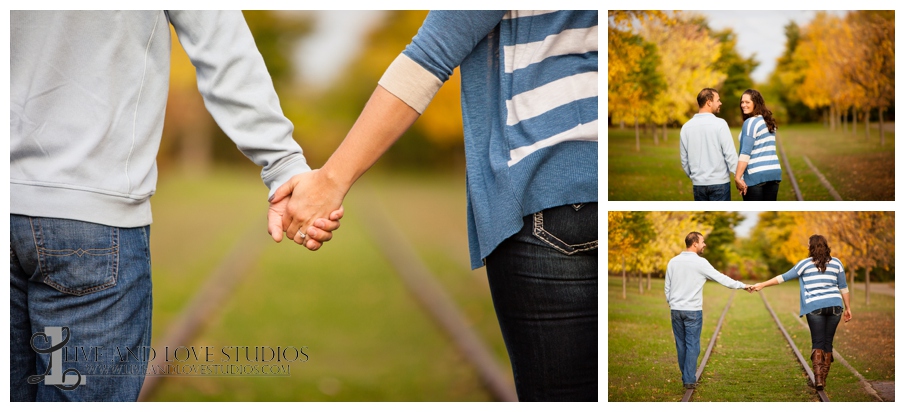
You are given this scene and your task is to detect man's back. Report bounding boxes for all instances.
[665,251,744,310]
[679,113,739,186]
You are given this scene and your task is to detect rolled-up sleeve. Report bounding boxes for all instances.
[378,11,505,113]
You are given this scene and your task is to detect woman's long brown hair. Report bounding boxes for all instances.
[809,234,831,273]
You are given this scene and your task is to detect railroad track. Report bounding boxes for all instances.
[681,289,829,402]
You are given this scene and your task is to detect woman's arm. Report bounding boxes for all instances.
[735,160,748,195]
[841,292,852,322]
[271,11,505,246]
[752,275,782,291]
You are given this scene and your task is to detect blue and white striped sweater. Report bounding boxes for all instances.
[738,116,782,186]
[778,257,848,316]
[378,10,598,269]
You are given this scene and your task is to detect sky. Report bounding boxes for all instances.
[293,11,387,87]
[698,10,849,83]
[734,211,760,238]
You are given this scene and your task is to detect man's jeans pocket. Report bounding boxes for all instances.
[33,218,119,296]
[531,203,598,255]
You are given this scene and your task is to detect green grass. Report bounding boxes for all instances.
[607,123,894,201]
[608,276,892,401]
[145,167,510,401]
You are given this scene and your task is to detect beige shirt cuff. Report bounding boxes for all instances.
[377,54,444,114]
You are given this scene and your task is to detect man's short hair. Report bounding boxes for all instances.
[697,88,718,108]
[685,232,703,248]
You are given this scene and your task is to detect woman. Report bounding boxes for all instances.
[751,235,852,390]
[271,11,598,401]
[735,89,782,200]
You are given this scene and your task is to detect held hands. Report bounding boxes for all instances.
[735,177,747,196]
[743,283,765,293]
[269,169,349,250]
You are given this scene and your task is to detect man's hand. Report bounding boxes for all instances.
[743,284,755,293]
[267,193,343,250]
[270,169,349,249]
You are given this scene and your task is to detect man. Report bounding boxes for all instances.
[10,11,340,401]
[679,88,742,201]
[665,232,751,389]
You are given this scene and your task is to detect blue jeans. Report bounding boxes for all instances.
[484,203,597,401]
[671,310,702,385]
[692,183,731,201]
[10,215,153,401]
[806,306,843,352]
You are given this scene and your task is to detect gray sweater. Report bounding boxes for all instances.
[10,11,310,227]
[665,251,746,311]
[679,113,739,186]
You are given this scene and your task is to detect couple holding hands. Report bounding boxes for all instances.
[680,88,782,201]
[10,11,598,402]
[665,232,852,391]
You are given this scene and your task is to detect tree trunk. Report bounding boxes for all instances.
[652,122,659,145]
[842,107,847,133]
[635,118,641,152]
[865,266,871,306]
[620,120,625,129]
[879,107,885,147]
[852,107,857,135]
[830,104,836,131]
[622,255,627,299]
[662,123,668,142]
[647,272,652,291]
[638,271,643,295]
[865,108,871,140]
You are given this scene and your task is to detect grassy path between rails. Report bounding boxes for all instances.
[607,123,894,201]
[146,167,510,401]
[608,276,890,401]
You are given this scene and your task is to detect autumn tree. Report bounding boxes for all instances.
[608,211,653,299]
[639,13,726,138]
[636,212,712,291]
[844,11,895,146]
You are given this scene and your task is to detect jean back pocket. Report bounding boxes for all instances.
[34,218,119,296]
[532,203,598,255]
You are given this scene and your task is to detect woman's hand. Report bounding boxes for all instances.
[270,169,349,249]
[735,176,747,196]
[843,308,852,323]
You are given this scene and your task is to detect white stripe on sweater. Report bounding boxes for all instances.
[505,71,597,125]
[747,164,781,174]
[504,26,598,73]
[749,155,779,164]
[805,292,842,304]
[507,119,597,166]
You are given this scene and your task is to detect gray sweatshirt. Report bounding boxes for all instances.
[10,11,310,227]
[665,251,746,311]
[679,113,739,186]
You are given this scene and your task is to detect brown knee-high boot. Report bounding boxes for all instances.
[821,350,834,388]
[811,349,826,390]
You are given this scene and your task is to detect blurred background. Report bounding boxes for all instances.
[143,11,514,401]
[607,10,895,201]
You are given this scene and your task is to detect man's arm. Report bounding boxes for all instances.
[167,11,340,248]
[679,130,691,178]
[700,259,746,289]
[721,122,739,178]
